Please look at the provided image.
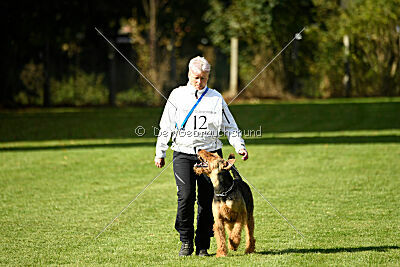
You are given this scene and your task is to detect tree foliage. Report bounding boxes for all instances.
[205,0,315,98]
[312,0,400,97]
[206,0,400,98]
[2,0,400,107]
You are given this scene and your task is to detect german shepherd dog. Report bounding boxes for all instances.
[194,149,255,257]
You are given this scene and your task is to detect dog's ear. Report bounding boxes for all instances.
[228,153,235,160]
[223,158,236,170]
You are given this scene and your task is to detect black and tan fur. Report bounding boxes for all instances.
[193,149,255,257]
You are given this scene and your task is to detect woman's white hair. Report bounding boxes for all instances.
[188,56,211,73]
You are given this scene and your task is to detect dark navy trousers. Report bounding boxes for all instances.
[172,149,222,249]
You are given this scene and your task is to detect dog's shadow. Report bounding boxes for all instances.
[257,245,400,255]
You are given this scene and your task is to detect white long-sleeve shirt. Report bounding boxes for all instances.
[155,83,245,158]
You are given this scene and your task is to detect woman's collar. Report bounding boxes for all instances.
[187,82,208,94]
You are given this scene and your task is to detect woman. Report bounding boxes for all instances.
[154,56,248,256]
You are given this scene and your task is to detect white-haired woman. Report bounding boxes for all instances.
[154,56,248,256]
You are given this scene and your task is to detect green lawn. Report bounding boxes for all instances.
[1,98,400,265]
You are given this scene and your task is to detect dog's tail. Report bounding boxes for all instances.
[228,154,242,181]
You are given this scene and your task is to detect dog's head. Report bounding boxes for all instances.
[193,149,236,177]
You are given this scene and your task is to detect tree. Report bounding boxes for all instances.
[205,0,315,99]
[311,0,400,96]
[121,0,210,104]
[2,0,133,107]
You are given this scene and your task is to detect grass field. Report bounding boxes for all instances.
[1,98,400,265]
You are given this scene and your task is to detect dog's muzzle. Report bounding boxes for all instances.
[194,162,208,168]
[194,155,209,168]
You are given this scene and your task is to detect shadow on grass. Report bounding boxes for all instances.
[0,141,155,151]
[1,135,399,152]
[244,135,400,145]
[257,245,400,255]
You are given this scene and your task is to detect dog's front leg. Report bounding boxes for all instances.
[228,215,243,251]
[213,219,228,257]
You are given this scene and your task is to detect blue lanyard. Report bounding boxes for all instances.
[176,87,209,130]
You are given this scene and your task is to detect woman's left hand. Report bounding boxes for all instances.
[238,148,249,161]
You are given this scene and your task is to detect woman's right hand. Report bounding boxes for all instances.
[154,158,165,168]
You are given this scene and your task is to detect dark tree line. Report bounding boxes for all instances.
[2,0,214,107]
[2,0,400,107]
[3,1,133,106]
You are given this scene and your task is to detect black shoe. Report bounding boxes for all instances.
[196,249,210,257]
[179,242,194,257]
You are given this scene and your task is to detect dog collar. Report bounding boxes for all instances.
[215,179,236,197]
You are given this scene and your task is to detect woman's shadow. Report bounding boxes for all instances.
[257,245,399,255]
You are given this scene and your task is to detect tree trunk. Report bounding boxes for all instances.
[109,48,116,106]
[341,0,351,97]
[170,30,177,85]
[43,37,51,107]
[343,34,351,97]
[228,36,239,98]
[149,0,160,103]
[291,38,299,95]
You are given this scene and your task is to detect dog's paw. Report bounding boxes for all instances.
[228,238,239,251]
[216,249,228,257]
[245,246,255,254]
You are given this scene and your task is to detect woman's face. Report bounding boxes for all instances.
[188,70,209,90]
